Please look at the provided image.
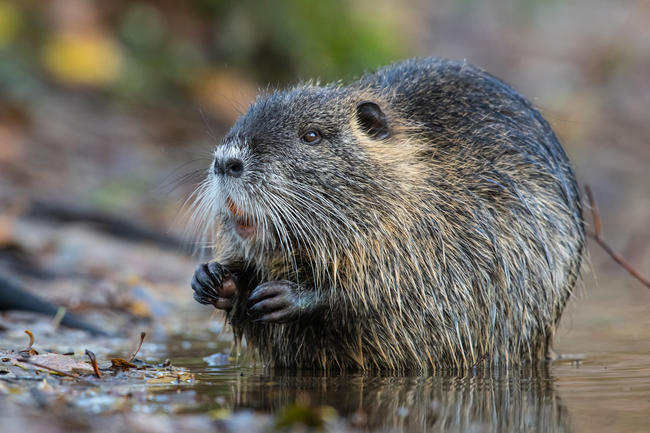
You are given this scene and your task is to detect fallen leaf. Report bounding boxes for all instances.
[14,353,94,376]
[146,371,193,384]
[110,358,137,370]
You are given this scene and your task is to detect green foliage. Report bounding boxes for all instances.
[0,1,410,107]
[206,0,407,83]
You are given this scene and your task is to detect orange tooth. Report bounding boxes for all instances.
[226,197,244,217]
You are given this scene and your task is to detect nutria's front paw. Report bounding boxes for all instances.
[191,262,236,310]
[248,281,320,323]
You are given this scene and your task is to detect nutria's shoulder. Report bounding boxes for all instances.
[356,57,504,95]
[357,57,466,85]
[356,58,536,122]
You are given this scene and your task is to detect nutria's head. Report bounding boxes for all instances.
[191,83,418,267]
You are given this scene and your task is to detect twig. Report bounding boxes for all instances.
[585,185,650,289]
[19,330,38,356]
[50,306,66,332]
[23,330,35,351]
[85,349,102,378]
[128,332,146,362]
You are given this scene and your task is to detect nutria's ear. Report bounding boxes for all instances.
[356,101,390,140]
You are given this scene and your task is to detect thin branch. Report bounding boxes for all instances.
[584,185,602,236]
[128,332,146,362]
[585,185,650,289]
[19,330,38,357]
[85,349,102,379]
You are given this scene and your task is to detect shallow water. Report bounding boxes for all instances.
[158,335,650,433]
[141,268,650,433]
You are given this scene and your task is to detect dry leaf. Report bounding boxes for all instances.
[15,353,94,376]
[146,371,193,384]
[110,358,138,370]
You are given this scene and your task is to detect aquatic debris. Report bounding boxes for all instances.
[19,330,37,356]
[128,331,146,362]
[85,349,102,378]
[3,330,194,386]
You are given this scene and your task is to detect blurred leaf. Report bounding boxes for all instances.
[0,1,21,48]
[274,400,337,431]
[208,407,232,420]
[126,300,151,318]
[42,32,123,86]
[191,68,257,123]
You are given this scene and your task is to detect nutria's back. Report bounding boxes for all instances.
[192,57,585,371]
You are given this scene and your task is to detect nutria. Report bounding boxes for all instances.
[189,58,584,371]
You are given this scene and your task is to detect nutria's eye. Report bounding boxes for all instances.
[301,130,321,145]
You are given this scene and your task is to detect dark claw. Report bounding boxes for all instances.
[191,262,233,308]
[207,261,230,282]
[247,284,282,306]
[193,292,213,306]
[248,281,305,323]
[253,311,289,323]
[249,296,288,314]
[192,264,218,299]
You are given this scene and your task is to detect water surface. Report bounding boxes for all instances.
[161,336,650,433]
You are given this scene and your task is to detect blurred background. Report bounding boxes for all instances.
[1,0,650,340]
[1,0,648,233]
[0,0,648,429]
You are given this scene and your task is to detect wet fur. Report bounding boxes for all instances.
[189,58,584,372]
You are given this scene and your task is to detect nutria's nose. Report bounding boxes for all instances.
[225,158,244,177]
[214,158,244,178]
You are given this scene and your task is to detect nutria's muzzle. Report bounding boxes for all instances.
[226,197,256,238]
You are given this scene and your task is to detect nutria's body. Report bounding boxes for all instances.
[190,58,584,371]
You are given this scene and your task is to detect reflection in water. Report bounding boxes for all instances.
[205,365,570,432]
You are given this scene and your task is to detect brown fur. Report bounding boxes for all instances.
[190,58,584,372]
